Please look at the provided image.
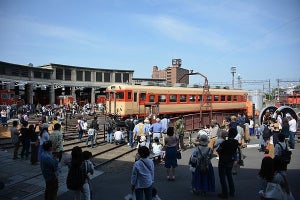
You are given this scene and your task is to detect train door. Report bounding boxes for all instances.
[139,92,146,115]
[107,91,116,115]
[144,102,159,120]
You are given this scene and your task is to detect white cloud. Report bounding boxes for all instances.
[0,15,106,49]
[138,14,233,51]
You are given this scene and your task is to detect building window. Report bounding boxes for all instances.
[20,69,29,77]
[104,72,110,82]
[56,68,63,80]
[33,71,42,78]
[158,95,166,102]
[44,72,51,79]
[11,67,19,76]
[123,73,129,83]
[96,72,102,82]
[115,73,121,82]
[65,69,71,81]
[85,71,91,81]
[77,71,83,81]
[169,94,177,102]
[180,95,187,102]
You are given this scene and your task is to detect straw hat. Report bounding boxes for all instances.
[144,118,150,123]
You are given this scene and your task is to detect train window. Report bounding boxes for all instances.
[221,95,225,101]
[158,95,166,103]
[116,92,124,99]
[189,95,196,102]
[134,93,137,102]
[180,95,187,102]
[140,93,146,101]
[198,95,203,102]
[128,92,132,99]
[227,95,232,101]
[169,94,177,102]
[149,94,155,102]
[214,95,219,102]
[207,95,212,102]
[233,95,238,101]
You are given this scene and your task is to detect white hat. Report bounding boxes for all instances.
[197,134,209,146]
[140,135,146,142]
[41,123,49,129]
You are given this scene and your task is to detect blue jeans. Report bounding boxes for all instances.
[21,139,30,158]
[289,131,296,149]
[106,132,113,143]
[135,185,152,200]
[128,130,133,147]
[78,130,83,141]
[218,162,235,196]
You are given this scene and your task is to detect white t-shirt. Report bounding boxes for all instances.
[152,143,163,155]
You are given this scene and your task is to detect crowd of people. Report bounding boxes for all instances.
[8,106,299,200]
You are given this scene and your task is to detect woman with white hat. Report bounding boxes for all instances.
[189,134,215,196]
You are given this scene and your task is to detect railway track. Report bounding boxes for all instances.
[0,114,138,199]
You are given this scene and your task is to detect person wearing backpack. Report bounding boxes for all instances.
[189,134,215,196]
[274,133,291,170]
[105,115,116,144]
[133,119,145,148]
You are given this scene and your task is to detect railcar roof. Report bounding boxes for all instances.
[107,84,247,94]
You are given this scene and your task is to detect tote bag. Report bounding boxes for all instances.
[264,182,286,200]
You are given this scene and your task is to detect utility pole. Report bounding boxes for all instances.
[237,74,242,89]
[268,79,271,101]
[231,66,236,89]
[277,79,280,102]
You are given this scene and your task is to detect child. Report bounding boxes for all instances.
[86,127,95,148]
[151,137,164,162]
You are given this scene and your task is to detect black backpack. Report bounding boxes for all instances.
[262,125,271,139]
[278,143,292,164]
[66,163,86,190]
[196,147,211,172]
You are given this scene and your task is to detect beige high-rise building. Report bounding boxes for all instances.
[152,59,189,85]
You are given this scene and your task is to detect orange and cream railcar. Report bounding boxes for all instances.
[105,84,248,117]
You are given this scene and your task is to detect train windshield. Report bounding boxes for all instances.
[116,92,124,100]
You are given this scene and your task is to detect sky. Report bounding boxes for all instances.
[0,0,299,91]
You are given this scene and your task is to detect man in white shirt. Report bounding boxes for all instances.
[114,127,124,145]
[288,114,297,149]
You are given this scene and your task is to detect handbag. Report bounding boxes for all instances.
[176,150,182,159]
[264,182,285,200]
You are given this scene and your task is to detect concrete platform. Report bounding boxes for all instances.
[1,136,300,200]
